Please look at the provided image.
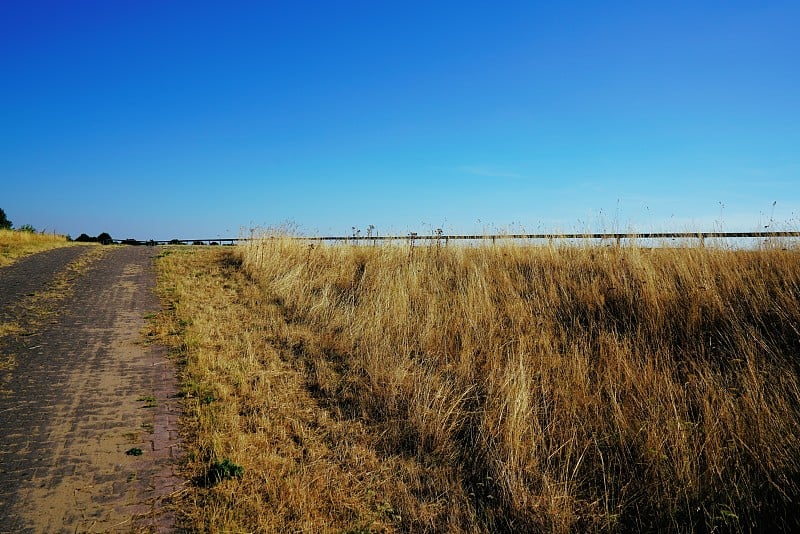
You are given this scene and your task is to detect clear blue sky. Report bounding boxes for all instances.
[1,1,798,240]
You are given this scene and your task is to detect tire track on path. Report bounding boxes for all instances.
[0,246,183,532]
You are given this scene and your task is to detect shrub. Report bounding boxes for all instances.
[206,458,244,485]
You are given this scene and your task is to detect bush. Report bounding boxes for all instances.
[206,458,244,485]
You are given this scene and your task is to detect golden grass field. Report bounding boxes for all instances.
[153,237,800,532]
[0,228,73,267]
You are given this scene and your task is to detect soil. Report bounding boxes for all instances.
[0,246,184,532]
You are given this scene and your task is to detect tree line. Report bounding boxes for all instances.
[1,207,112,243]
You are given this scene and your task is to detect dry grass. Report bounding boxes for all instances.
[0,228,73,267]
[156,237,800,532]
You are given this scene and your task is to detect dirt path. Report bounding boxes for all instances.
[0,246,183,532]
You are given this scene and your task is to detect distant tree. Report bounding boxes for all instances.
[0,208,11,230]
[96,232,113,245]
[17,224,36,233]
[75,233,94,242]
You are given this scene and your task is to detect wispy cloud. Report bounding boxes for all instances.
[456,165,524,180]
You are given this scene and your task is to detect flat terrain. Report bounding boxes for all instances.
[0,246,183,532]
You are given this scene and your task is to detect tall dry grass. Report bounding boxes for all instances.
[0,228,72,267]
[155,237,800,532]
[231,237,800,532]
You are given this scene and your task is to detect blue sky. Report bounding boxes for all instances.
[1,1,798,240]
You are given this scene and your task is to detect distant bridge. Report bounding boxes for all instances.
[115,231,800,247]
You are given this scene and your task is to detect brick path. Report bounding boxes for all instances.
[0,246,88,311]
[0,246,183,532]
